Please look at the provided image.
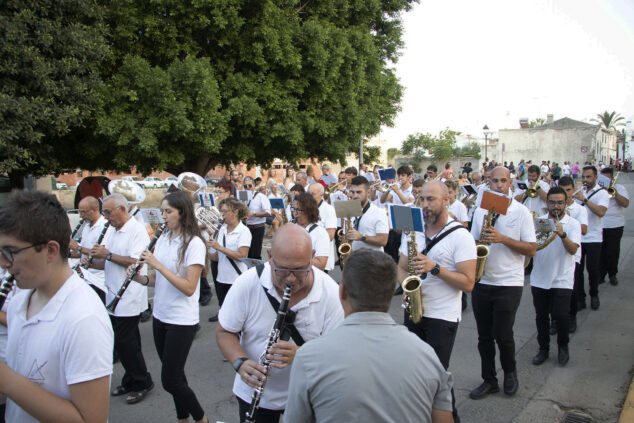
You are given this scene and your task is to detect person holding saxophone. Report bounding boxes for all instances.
[397,181,476,423]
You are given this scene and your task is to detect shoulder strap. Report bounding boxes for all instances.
[222,234,242,276]
[308,224,318,233]
[422,224,466,256]
[260,285,305,346]
[585,187,604,202]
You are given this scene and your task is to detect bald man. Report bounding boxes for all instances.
[469,167,536,400]
[69,196,111,304]
[216,224,344,422]
[397,181,476,422]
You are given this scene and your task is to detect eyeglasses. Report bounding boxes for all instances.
[102,209,112,217]
[244,184,253,189]
[0,242,47,265]
[292,208,304,213]
[271,261,312,280]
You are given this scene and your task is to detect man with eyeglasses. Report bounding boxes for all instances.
[0,190,113,422]
[68,196,111,304]
[216,224,343,423]
[244,176,272,261]
[529,187,581,367]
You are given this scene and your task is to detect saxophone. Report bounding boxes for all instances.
[475,211,492,282]
[337,217,353,267]
[402,230,423,323]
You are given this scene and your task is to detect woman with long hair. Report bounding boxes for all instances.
[292,192,330,271]
[129,191,209,423]
[284,166,296,190]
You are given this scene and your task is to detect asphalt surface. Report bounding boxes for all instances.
[109,174,634,423]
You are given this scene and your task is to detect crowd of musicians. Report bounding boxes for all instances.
[0,159,629,423]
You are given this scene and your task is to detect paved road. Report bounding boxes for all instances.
[110,174,634,423]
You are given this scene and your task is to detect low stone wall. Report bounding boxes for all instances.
[54,188,167,209]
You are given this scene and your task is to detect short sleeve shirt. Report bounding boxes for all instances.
[351,204,389,252]
[216,222,252,284]
[578,185,610,242]
[6,274,113,423]
[153,233,206,325]
[603,184,629,228]
[246,192,272,225]
[305,224,331,261]
[78,216,112,292]
[566,202,588,263]
[515,180,550,215]
[318,201,337,270]
[448,200,469,223]
[471,200,536,286]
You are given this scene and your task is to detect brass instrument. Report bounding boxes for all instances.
[177,172,207,195]
[108,179,146,204]
[337,217,353,266]
[402,230,423,323]
[370,180,392,191]
[475,211,492,283]
[607,172,619,198]
[535,215,560,251]
[195,206,223,235]
[525,170,542,199]
[325,181,345,195]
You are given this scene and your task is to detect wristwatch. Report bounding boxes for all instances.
[361,235,367,242]
[76,246,82,254]
[430,263,441,276]
[232,357,249,373]
[582,199,588,205]
[559,232,567,239]
[106,253,113,261]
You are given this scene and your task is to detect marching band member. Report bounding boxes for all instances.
[291,194,330,271]
[514,165,550,215]
[469,167,536,400]
[286,185,305,223]
[127,191,209,423]
[89,193,154,404]
[0,267,18,421]
[599,167,629,286]
[572,166,610,311]
[398,181,476,421]
[307,183,337,273]
[207,198,252,322]
[319,164,338,186]
[267,181,284,237]
[69,196,110,304]
[215,224,343,423]
[426,165,439,180]
[286,250,454,423]
[445,180,469,226]
[530,187,581,367]
[0,191,113,422]
[244,176,272,261]
[329,174,349,265]
[380,166,415,262]
[345,176,389,252]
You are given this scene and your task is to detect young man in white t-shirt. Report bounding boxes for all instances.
[345,176,389,252]
[470,167,536,400]
[444,180,469,226]
[599,167,629,286]
[0,190,113,422]
[380,166,415,263]
[397,181,476,422]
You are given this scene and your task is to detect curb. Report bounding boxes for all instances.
[619,375,634,423]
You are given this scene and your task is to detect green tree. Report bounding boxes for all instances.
[0,0,109,187]
[400,128,460,162]
[453,141,481,159]
[352,139,383,167]
[387,147,399,161]
[529,118,546,128]
[91,0,416,176]
[592,111,625,131]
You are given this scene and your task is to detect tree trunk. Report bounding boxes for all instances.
[8,171,25,190]
[166,154,218,178]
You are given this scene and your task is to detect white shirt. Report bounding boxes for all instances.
[531,214,581,290]
[515,180,550,215]
[6,274,113,423]
[317,200,337,271]
[471,199,537,287]
[351,203,389,252]
[218,264,343,410]
[603,184,629,228]
[448,200,468,223]
[215,222,252,283]
[399,221,476,322]
[541,164,550,174]
[305,223,331,265]
[390,185,414,207]
[246,191,272,225]
[577,185,610,243]
[566,202,588,263]
[329,190,349,227]
[78,216,111,292]
[153,233,206,325]
[563,164,571,175]
[105,217,150,316]
[320,173,338,185]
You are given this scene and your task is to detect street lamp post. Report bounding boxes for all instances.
[483,124,491,165]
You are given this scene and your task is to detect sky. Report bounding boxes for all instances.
[379,0,634,149]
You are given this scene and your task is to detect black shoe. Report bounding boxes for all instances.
[503,371,519,396]
[140,307,152,323]
[549,319,557,335]
[208,314,219,322]
[558,346,569,366]
[609,276,618,286]
[590,296,600,310]
[576,300,586,311]
[569,316,577,333]
[532,350,549,365]
[199,294,212,306]
[599,276,606,284]
[469,381,499,400]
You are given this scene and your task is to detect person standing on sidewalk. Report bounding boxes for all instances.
[599,167,629,286]
[244,176,272,261]
[530,187,580,367]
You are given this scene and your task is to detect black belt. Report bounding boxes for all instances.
[247,224,265,229]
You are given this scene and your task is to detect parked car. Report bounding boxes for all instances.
[121,176,144,187]
[140,177,165,189]
[205,176,220,185]
[56,181,68,190]
[165,177,178,188]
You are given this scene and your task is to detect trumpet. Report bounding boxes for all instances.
[525,170,542,198]
[607,171,619,198]
[325,181,345,195]
[402,230,423,323]
[196,206,223,235]
[337,217,353,267]
[475,211,492,283]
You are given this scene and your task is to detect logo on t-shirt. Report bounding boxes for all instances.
[27,359,48,383]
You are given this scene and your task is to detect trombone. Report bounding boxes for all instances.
[607,172,619,198]
[325,181,346,195]
[525,170,542,199]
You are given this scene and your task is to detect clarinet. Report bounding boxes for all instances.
[212,219,224,240]
[71,218,85,241]
[73,222,111,277]
[245,285,292,423]
[106,224,166,313]
[0,275,15,310]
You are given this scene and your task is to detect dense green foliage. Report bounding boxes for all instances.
[400,128,460,161]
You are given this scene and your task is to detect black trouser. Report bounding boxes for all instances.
[89,284,106,305]
[384,229,402,263]
[248,226,266,260]
[570,262,581,317]
[214,281,232,308]
[110,315,153,391]
[531,286,571,350]
[153,318,204,421]
[600,227,623,279]
[471,284,523,384]
[199,276,211,300]
[405,314,459,419]
[237,396,282,423]
[574,242,602,301]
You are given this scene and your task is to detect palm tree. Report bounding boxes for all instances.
[591,111,625,131]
